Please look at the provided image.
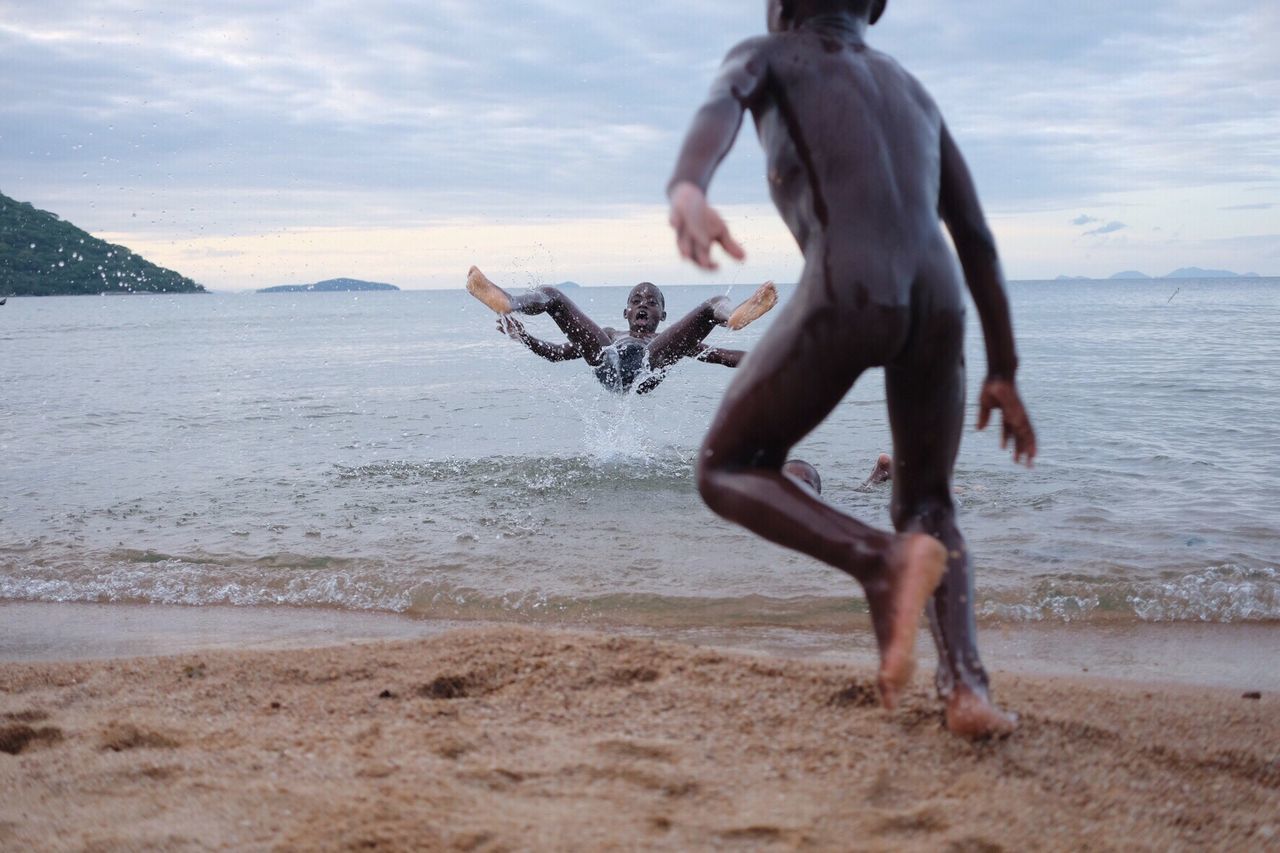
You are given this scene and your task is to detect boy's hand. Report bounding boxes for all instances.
[976,378,1036,466]
[668,181,745,270]
[496,315,527,343]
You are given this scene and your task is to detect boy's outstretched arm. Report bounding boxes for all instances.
[938,123,1037,465]
[497,316,581,362]
[667,40,767,270]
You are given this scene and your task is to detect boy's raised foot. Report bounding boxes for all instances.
[874,533,948,710]
[726,280,778,330]
[466,265,514,314]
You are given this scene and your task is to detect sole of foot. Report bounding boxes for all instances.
[726,281,778,330]
[877,533,948,710]
[466,266,513,314]
[946,688,1018,739]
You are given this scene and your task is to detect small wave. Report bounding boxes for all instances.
[0,552,432,612]
[3,551,1277,626]
[977,564,1280,623]
[977,593,1101,623]
[1126,564,1280,622]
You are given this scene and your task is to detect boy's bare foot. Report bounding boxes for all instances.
[873,533,948,710]
[945,686,1018,739]
[466,266,513,314]
[726,280,778,330]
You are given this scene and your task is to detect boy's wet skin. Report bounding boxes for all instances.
[668,0,1036,736]
[467,266,777,394]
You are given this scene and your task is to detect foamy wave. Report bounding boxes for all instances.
[976,593,1101,623]
[1126,565,1280,622]
[0,555,425,613]
[4,554,1278,626]
[976,564,1280,623]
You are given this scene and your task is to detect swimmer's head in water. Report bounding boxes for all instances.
[768,0,886,31]
[782,459,822,494]
[623,282,666,334]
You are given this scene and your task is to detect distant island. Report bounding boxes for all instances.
[1054,267,1262,281]
[258,278,400,293]
[0,190,205,296]
[1162,267,1260,279]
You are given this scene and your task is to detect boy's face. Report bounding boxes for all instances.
[623,283,666,333]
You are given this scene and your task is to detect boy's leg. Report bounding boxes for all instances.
[884,304,1016,737]
[467,267,611,363]
[697,285,946,709]
[647,281,777,370]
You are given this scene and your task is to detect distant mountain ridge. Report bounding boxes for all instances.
[0,190,204,296]
[1163,267,1259,279]
[258,278,400,293]
[1053,267,1263,281]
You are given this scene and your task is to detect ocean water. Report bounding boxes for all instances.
[1,279,1277,631]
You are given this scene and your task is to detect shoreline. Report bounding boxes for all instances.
[2,622,1276,850]
[3,600,1277,692]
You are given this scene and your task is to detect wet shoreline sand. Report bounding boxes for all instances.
[2,610,1277,850]
[3,600,1278,691]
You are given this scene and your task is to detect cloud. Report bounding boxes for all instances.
[1218,203,1274,210]
[1084,221,1127,236]
[1,0,1277,286]
[1072,214,1100,225]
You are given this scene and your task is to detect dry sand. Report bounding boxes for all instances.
[1,625,1277,851]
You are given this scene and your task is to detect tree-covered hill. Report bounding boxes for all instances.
[0,191,205,296]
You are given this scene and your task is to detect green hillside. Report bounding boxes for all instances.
[0,191,205,296]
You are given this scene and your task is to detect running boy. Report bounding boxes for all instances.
[667,0,1036,736]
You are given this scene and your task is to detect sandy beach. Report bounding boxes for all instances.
[2,622,1276,851]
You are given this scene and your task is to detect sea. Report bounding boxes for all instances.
[2,279,1278,675]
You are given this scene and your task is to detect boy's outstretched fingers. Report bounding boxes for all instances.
[496,315,525,342]
[977,378,1037,466]
[669,181,746,271]
[717,229,746,263]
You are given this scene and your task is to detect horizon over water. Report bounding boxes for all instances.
[1,278,1278,651]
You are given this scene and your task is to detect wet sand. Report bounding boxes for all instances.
[4,601,1279,691]
[2,619,1277,850]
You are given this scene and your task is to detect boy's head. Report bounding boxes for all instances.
[782,459,822,494]
[623,282,666,333]
[768,0,886,32]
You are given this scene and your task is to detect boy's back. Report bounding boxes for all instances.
[675,22,953,308]
[760,34,941,242]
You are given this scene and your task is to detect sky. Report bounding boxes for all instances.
[2,0,1278,290]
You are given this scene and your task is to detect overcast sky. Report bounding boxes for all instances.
[2,1,1278,290]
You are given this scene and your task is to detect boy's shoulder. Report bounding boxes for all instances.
[724,33,779,61]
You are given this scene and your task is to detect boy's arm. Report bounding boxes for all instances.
[938,123,1036,465]
[668,39,766,195]
[667,40,768,270]
[497,316,581,362]
[693,342,746,367]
